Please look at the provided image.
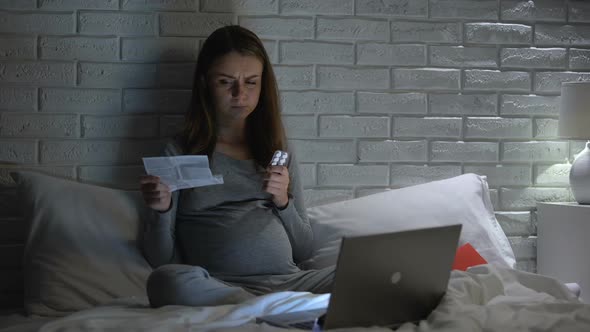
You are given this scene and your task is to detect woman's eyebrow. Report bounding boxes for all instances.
[212,73,260,79]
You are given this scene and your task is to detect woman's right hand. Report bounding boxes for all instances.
[139,175,172,212]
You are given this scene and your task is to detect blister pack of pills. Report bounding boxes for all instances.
[270,150,289,166]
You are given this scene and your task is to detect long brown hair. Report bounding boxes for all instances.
[178,25,286,167]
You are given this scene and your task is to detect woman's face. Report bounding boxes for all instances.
[207,51,264,123]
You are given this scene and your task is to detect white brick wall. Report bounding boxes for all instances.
[3,1,590,305]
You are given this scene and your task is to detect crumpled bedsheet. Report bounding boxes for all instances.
[38,265,590,332]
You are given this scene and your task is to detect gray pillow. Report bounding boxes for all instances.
[11,171,153,317]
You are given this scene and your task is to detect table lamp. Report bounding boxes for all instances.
[559,81,590,204]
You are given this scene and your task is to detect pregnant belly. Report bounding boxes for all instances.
[177,206,300,276]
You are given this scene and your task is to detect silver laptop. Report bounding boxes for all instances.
[256,224,462,330]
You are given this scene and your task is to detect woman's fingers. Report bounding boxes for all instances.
[266,166,289,182]
[139,175,172,211]
[265,178,287,190]
[139,175,160,184]
[267,165,288,176]
[266,166,289,190]
[140,176,159,190]
[143,190,170,199]
[264,166,290,208]
[140,176,170,192]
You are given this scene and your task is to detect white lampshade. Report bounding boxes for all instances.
[560,81,590,204]
[559,82,590,139]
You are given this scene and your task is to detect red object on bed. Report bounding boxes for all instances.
[452,243,488,271]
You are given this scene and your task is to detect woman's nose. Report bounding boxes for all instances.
[231,81,245,97]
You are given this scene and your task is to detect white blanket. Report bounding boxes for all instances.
[38,265,590,331]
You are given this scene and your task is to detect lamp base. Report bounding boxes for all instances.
[570,142,590,204]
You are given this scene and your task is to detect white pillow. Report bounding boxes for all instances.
[11,171,152,317]
[302,173,515,270]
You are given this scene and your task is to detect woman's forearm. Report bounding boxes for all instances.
[142,194,178,267]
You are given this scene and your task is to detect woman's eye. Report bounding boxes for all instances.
[246,81,258,86]
[219,79,232,85]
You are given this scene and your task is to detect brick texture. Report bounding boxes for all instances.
[1,0,587,293]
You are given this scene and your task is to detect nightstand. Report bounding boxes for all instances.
[537,202,590,302]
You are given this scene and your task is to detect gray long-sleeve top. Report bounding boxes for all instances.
[142,141,313,276]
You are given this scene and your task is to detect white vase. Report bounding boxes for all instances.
[570,141,590,204]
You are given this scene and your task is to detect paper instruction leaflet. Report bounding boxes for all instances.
[142,155,223,192]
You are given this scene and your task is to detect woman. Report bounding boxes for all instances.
[139,25,334,308]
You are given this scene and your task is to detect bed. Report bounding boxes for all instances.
[2,171,589,331]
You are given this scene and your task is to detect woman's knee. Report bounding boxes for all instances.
[147,264,209,307]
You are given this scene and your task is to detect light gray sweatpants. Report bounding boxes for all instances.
[147,264,335,308]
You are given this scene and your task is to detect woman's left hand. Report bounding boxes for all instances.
[264,165,290,209]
